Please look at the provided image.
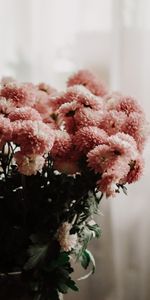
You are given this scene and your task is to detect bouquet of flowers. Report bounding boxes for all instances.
[0,70,149,300]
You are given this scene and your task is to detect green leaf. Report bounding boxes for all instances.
[24,244,48,270]
[48,290,60,300]
[57,282,69,294]
[48,252,70,270]
[66,278,79,291]
[80,250,91,269]
[87,223,102,238]
[78,249,96,280]
[79,224,94,250]
[87,191,100,214]
[57,252,70,265]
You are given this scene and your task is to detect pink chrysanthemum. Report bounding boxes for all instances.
[9,107,42,122]
[97,157,130,197]
[43,115,61,130]
[50,90,73,111]
[34,101,50,119]
[57,101,80,133]
[67,69,108,97]
[33,90,53,118]
[105,156,130,180]
[65,85,103,110]
[34,92,62,127]
[87,144,117,174]
[63,116,77,134]
[57,222,78,252]
[51,85,103,111]
[115,96,143,116]
[51,130,73,158]
[70,85,103,110]
[12,120,55,155]
[58,102,104,133]
[99,110,127,135]
[1,76,16,86]
[122,112,149,152]
[0,115,12,148]
[87,132,138,175]
[0,97,15,115]
[0,82,36,107]
[97,174,118,198]
[74,107,104,129]
[107,132,138,160]
[126,156,144,184]
[15,151,45,176]
[104,92,122,109]
[97,175,117,197]
[74,126,108,154]
[37,82,57,95]
[58,101,79,118]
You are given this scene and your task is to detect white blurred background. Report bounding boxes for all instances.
[0,0,150,299]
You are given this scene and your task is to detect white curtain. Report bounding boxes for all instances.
[0,1,150,299]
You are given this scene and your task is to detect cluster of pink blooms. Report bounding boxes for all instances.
[0,71,149,197]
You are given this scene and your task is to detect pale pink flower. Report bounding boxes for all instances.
[59,104,104,133]
[74,107,104,129]
[97,157,130,197]
[54,100,79,133]
[0,82,36,107]
[99,110,127,135]
[67,69,108,96]
[58,101,79,118]
[0,97,15,115]
[74,126,108,154]
[33,90,61,129]
[51,85,103,111]
[104,92,122,109]
[97,175,118,198]
[87,132,137,175]
[65,85,103,110]
[9,107,42,121]
[105,156,130,180]
[122,112,149,152]
[107,132,138,160]
[0,115,12,148]
[91,132,140,197]
[50,90,73,111]
[126,156,144,184]
[51,130,73,158]
[33,90,53,119]
[43,115,61,130]
[37,82,57,95]
[15,151,45,176]
[34,101,50,119]
[115,96,143,116]
[12,120,55,155]
[87,144,117,174]
[57,222,78,252]
[1,76,16,86]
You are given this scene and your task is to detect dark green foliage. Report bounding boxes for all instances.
[0,155,103,299]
